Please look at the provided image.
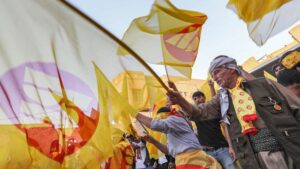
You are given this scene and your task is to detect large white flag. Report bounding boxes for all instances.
[0,0,166,168]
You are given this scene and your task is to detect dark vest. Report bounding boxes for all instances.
[195,118,228,148]
[227,78,300,169]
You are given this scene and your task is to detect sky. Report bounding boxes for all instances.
[68,0,299,80]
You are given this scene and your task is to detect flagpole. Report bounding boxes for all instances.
[60,1,170,92]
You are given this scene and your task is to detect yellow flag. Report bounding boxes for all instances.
[289,24,300,42]
[0,0,167,168]
[119,0,207,78]
[95,64,137,140]
[227,0,300,46]
[264,71,277,81]
[113,72,150,111]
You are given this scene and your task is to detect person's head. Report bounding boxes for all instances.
[125,134,134,141]
[155,107,171,119]
[209,55,241,89]
[192,91,206,105]
[280,49,300,71]
[277,69,300,98]
[272,63,284,77]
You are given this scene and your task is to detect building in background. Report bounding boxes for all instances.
[242,24,300,77]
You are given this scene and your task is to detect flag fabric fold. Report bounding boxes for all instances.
[119,0,207,78]
[227,0,300,46]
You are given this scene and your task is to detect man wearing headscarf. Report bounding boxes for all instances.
[167,55,300,169]
[277,69,300,99]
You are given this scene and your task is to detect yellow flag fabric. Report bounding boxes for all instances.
[289,24,300,42]
[227,0,300,46]
[281,51,300,69]
[200,80,213,101]
[112,72,150,111]
[119,0,207,78]
[175,150,221,169]
[95,65,137,133]
[264,71,277,82]
[227,0,290,22]
[0,0,166,168]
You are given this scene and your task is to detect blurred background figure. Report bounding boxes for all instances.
[277,69,300,98]
[272,63,285,77]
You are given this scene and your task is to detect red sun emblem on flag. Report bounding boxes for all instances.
[162,23,202,62]
[0,62,99,163]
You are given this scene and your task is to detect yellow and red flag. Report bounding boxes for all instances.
[227,0,300,46]
[0,0,168,168]
[119,0,207,78]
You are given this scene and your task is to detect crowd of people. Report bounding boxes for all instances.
[108,48,300,169]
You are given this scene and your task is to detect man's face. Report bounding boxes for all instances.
[211,67,237,89]
[288,83,300,98]
[193,95,206,105]
[273,66,284,76]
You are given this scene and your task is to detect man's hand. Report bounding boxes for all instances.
[167,90,194,114]
[228,147,236,161]
[168,81,178,92]
[208,80,214,87]
[166,90,182,105]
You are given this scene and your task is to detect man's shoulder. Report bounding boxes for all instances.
[245,77,267,83]
[245,77,282,90]
[244,77,275,88]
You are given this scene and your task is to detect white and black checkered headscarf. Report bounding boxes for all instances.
[209,55,241,75]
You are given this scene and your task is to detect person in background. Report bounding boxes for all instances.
[166,156,175,169]
[136,107,221,169]
[272,63,284,77]
[277,69,300,98]
[129,137,152,169]
[192,90,236,169]
[105,134,135,169]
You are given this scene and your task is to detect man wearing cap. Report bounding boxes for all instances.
[277,69,300,99]
[167,55,300,169]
